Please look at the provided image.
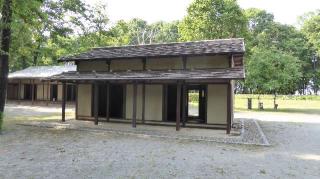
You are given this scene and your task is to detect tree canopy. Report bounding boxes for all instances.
[1,0,319,95]
[179,0,247,41]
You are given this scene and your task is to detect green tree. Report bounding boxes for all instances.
[301,10,320,55]
[245,48,302,106]
[0,0,13,132]
[179,0,247,41]
[300,10,320,94]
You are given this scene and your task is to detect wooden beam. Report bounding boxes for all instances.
[162,84,168,121]
[62,82,66,122]
[132,82,137,128]
[18,79,21,100]
[182,83,186,127]
[75,84,78,120]
[42,82,44,101]
[106,83,110,122]
[176,82,182,131]
[47,81,50,105]
[226,82,232,134]
[142,83,145,123]
[94,82,99,125]
[31,79,34,104]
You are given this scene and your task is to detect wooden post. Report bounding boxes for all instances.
[176,82,182,131]
[75,83,78,120]
[31,79,34,104]
[162,84,168,122]
[18,79,21,101]
[132,82,137,128]
[106,83,110,122]
[182,83,186,127]
[226,82,232,134]
[62,82,66,122]
[94,82,99,125]
[42,81,44,101]
[47,81,50,105]
[142,83,145,123]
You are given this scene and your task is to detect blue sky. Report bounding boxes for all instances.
[84,0,320,26]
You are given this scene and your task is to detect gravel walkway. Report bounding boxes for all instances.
[0,104,319,178]
[18,118,270,146]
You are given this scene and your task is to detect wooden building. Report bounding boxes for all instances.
[8,65,76,105]
[51,38,245,133]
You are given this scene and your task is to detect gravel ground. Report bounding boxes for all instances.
[0,104,320,178]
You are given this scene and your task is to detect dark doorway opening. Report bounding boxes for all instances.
[24,84,32,100]
[93,84,124,119]
[166,85,183,122]
[165,84,206,123]
[7,84,19,100]
[66,85,76,101]
[98,84,107,117]
[50,84,58,101]
[186,85,206,124]
[109,84,124,118]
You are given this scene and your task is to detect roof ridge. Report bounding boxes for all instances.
[92,38,244,50]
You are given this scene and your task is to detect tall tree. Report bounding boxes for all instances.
[245,47,302,100]
[179,0,247,41]
[0,0,13,131]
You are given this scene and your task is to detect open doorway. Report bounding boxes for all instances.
[166,85,179,122]
[165,84,206,123]
[187,85,206,123]
[109,84,124,118]
[50,84,58,101]
[94,84,125,119]
[66,85,76,101]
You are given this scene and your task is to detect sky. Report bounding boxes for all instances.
[84,0,320,26]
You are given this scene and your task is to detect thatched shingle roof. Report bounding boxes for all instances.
[9,65,76,79]
[49,68,244,81]
[59,38,245,61]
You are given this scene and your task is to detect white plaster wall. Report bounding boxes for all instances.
[207,84,227,124]
[77,84,92,116]
[125,84,143,120]
[145,85,163,121]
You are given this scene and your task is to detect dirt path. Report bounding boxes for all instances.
[0,105,319,178]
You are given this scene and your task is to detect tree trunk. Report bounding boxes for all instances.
[0,0,13,112]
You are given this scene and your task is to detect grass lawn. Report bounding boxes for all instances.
[235,94,320,115]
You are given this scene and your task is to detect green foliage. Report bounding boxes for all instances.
[301,10,320,55]
[179,0,247,41]
[2,0,319,95]
[245,47,302,94]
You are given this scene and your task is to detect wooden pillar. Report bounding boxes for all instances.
[226,82,232,134]
[42,81,45,101]
[162,84,168,121]
[75,83,78,120]
[18,79,21,100]
[106,83,110,122]
[94,82,99,125]
[176,82,182,131]
[62,82,66,122]
[31,79,35,104]
[132,82,137,128]
[141,83,146,123]
[47,81,50,105]
[182,83,187,127]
